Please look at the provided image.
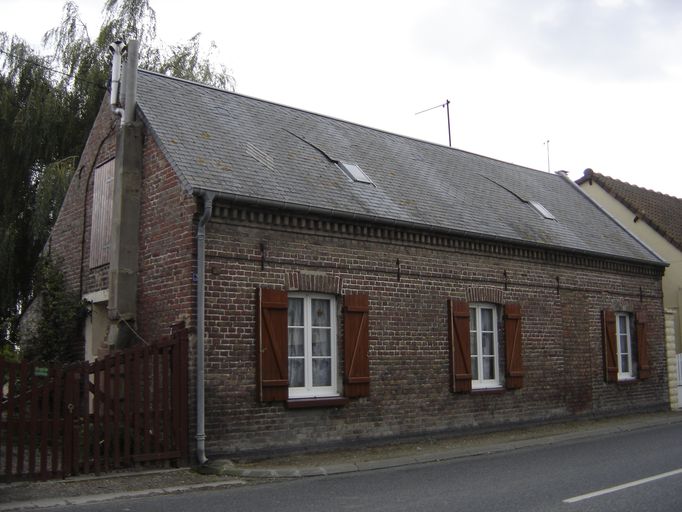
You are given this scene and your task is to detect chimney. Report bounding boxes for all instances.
[108,41,125,118]
[108,40,139,125]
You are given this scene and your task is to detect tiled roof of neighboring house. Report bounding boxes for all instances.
[134,69,664,266]
[577,168,682,253]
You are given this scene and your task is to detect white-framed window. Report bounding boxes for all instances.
[469,303,500,389]
[616,312,636,380]
[287,293,338,398]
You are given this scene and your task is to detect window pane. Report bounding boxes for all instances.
[288,298,304,326]
[471,355,479,380]
[470,308,477,330]
[482,356,495,380]
[288,327,304,356]
[289,358,304,387]
[618,315,628,335]
[619,335,629,355]
[470,332,478,356]
[620,354,630,373]
[482,333,494,356]
[311,299,331,327]
[481,308,493,332]
[313,358,332,386]
[312,328,331,356]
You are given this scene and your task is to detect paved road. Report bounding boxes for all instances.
[50,422,682,512]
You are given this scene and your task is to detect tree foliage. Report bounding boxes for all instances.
[0,0,234,352]
[21,257,86,363]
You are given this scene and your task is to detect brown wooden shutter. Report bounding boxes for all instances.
[601,309,618,383]
[344,294,370,398]
[635,311,651,380]
[256,288,288,401]
[448,299,471,393]
[504,303,524,389]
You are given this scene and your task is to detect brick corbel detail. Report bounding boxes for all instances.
[286,271,342,295]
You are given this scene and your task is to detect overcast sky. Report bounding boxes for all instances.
[4,0,682,197]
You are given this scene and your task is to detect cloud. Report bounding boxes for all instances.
[416,0,682,80]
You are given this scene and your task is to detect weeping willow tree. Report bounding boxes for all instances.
[0,0,234,352]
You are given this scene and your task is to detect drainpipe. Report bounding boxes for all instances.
[196,191,215,465]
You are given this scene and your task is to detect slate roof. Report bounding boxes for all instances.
[577,169,682,253]
[135,69,664,266]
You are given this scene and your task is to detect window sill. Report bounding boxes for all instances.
[616,378,639,385]
[471,387,506,395]
[286,397,349,409]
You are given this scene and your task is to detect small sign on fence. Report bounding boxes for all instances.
[34,367,48,377]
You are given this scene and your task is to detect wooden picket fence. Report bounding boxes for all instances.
[0,323,189,482]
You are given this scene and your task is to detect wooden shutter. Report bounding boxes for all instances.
[601,309,618,383]
[344,294,370,398]
[89,160,115,268]
[635,311,651,380]
[256,288,288,401]
[448,300,471,393]
[504,303,524,389]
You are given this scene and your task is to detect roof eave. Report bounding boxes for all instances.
[192,187,667,270]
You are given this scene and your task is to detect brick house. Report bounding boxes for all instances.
[47,68,669,461]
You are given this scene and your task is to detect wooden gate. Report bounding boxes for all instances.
[0,323,188,481]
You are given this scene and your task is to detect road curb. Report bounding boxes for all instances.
[0,481,244,512]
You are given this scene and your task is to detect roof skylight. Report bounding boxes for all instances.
[529,201,556,220]
[337,161,373,185]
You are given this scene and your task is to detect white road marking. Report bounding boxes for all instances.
[564,468,682,503]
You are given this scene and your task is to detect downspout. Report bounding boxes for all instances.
[196,191,215,465]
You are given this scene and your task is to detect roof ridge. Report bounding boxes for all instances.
[136,68,554,180]
[583,169,681,201]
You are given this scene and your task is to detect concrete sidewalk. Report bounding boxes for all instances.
[204,410,682,478]
[2,411,681,511]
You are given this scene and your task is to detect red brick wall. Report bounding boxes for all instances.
[135,126,197,343]
[199,206,667,456]
[47,98,118,359]
[48,98,197,356]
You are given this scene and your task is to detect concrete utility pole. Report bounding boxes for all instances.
[107,40,144,349]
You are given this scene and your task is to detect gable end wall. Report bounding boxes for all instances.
[48,98,198,359]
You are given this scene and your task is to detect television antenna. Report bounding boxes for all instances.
[544,139,551,173]
[416,99,452,147]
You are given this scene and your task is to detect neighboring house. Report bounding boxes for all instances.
[47,64,670,461]
[577,169,682,407]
